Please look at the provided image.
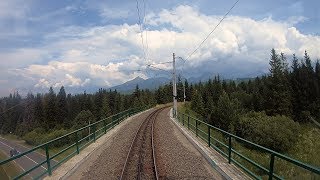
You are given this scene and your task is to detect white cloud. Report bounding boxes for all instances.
[35,78,50,88]
[13,60,146,89]
[1,5,320,95]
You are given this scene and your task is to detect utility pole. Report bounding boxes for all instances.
[183,81,186,103]
[172,53,177,118]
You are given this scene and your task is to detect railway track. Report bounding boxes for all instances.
[120,107,165,180]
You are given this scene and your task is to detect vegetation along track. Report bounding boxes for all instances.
[120,107,166,180]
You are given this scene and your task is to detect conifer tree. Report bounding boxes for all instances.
[266,49,291,116]
[57,86,68,126]
[44,87,57,129]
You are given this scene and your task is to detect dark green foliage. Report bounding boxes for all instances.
[212,91,241,132]
[44,87,57,130]
[23,128,46,145]
[188,49,320,125]
[23,128,70,147]
[72,110,95,130]
[100,95,111,119]
[236,111,299,152]
[191,90,205,117]
[266,49,291,116]
[0,83,157,139]
[56,86,68,127]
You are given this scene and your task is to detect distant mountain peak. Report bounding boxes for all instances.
[108,76,170,93]
[131,76,145,81]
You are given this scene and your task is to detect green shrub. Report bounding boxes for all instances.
[23,128,70,147]
[236,111,300,152]
[40,129,70,147]
[23,128,46,145]
[23,131,40,145]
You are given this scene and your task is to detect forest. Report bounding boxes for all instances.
[0,49,319,154]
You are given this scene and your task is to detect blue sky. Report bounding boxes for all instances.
[0,0,319,96]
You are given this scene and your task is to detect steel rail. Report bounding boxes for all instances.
[151,109,160,180]
[120,107,164,180]
[119,109,157,179]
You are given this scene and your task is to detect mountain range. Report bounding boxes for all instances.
[108,76,170,93]
[15,74,255,97]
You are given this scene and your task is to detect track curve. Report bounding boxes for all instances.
[120,107,165,180]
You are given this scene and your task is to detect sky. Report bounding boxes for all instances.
[0,0,319,96]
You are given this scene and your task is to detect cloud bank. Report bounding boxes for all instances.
[1,5,320,95]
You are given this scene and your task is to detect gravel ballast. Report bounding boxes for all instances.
[154,108,224,180]
[69,109,155,180]
[69,107,224,179]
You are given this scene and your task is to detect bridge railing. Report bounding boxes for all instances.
[0,106,150,180]
[176,112,320,180]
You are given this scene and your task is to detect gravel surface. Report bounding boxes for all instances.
[69,107,223,180]
[69,109,155,180]
[121,109,160,179]
[154,108,224,180]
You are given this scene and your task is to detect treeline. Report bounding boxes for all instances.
[187,49,320,152]
[189,49,320,123]
[0,86,157,138]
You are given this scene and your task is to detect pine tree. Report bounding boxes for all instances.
[73,110,95,130]
[34,94,44,128]
[266,49,291,116]
[191,90,205,116]
[100,94,111,119]
[213,91,240,132]
[44,87,57,130]
[56,86,68,127]
[16,93,35,136]
[184,79,191,101]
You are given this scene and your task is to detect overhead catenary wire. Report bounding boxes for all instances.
[142,0,150,64]
[0,100,27,116]
[184,0,240,62]
[178,0,240,83]
[147,64,172,74]
[147,61,172,66]
[136,0,147,62]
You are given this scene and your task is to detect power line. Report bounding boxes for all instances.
[185,0,240,61]
[142,0,150,64]
[147,61,172,66]
[136,0,147,62]
[147,64,172,74]
[178,0,240,82]
[0,101,26,116]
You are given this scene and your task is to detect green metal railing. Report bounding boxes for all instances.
[176,111,320,180]
[0,106,149,179]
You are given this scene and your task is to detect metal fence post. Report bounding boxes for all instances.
[93,124,96,142]
[182,114,184,126]
[196,120,198,137]
[269,154,275,180]
[112,116,115,128]
[75,132,80,154]
[228,135,232,163]
[188,115,190,129]
[208,126,211,146]
[103,119,107,134]
[45,144,52,176]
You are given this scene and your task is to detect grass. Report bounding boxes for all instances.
[0,149,21,180]
[178,102,320,179]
